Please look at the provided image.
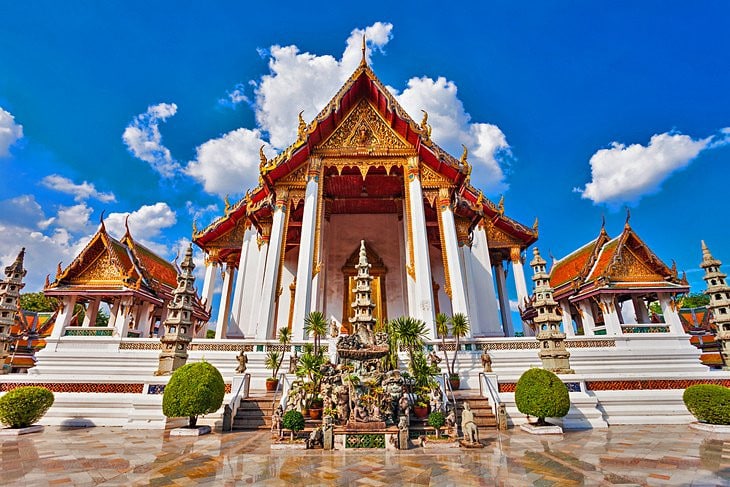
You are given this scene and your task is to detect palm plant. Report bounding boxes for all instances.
[448,313,470,375]
[264,351,282,379]
[276,326,292,375]
[434,312,452,376]
[390,315,428,367]
[304,311,328,356]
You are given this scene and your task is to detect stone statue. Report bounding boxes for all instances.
[330,318,339,338]
[335,385,350,424]
[445,405,456,437]
[461,402,479,444]
[481,349,492,373]
[354,402,369,422]
[288,349,299,375]
[271,405,283,438]
[398,393,410,418]
[306,427,323,449]
[428,350,442,369]
[235,349,248,374]
[429,388,443,413]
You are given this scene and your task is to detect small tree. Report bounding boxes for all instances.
[435,313,452,376]
[282,409,305,441]
[162,361,225,428]
[428,410,446,437]
[448,313,470,377]
[515,368,570,426]
[0,386,54,428]
[391,315,429,366]
[304,311,327,356]
[684,384,730,425]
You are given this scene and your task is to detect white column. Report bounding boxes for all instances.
[471,225,501,336]
[137,301,155,338]
[437,189,469,319]
[461,247,479,338]
[229,227,256,337]
[238,234,261,338]
[50,295,77,339]
[407,158,435,335]
[256,192,287,340]
[494,261,514,337]
[402,206,417,318]
[107,298,120,331]
[632,295,651,323]
[115,296,134,338]
[599,295,622,335]
[560,300,575,337]
[200,260,217,313]
[81,297,101,327]
[215,263,235,339]
[510,247,531,336]
[292,163,320,340]
[658,293,685,335]
[577,301,595,336]
[248,235,269,337]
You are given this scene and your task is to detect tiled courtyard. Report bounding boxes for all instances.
[1,425,729,486]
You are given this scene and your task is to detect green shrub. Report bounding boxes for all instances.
[427,410,446,435]
[683,384,730,425]
[282,409,305,441]
[162,361,225,427]
[515,368,570,425]
[0,386,54,428]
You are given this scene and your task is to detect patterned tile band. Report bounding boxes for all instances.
[498,378,730,393]
[0,382,144,393]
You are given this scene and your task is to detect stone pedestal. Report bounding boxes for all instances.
[170,425,211,436]
[520,422,563,435]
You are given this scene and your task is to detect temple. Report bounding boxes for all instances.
[193,51,537,342]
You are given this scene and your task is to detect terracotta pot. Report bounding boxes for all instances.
[309,408,322,420]
[266,378,279,392]
[302,408,310,417]
[413,405,429,419]
[449,377,461,391]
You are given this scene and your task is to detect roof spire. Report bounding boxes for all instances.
[99,210,106,232]
[360,34,367,66]
[123,214,132,240]
[624,207,631,228]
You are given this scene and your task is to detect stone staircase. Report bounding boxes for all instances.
[232,392,276,430]
[452,390,498,431]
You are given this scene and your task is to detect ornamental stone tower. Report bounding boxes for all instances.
[156,244,197,375]
[529,247,573,374]
[0,248,26,374]
[700,241,730,370]
[349,240,376,346]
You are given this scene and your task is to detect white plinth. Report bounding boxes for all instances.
[169,425,211,436]
[689,422,730,433]
[520,422,563,435]
[271,441,307,450]
[0,425,44,437]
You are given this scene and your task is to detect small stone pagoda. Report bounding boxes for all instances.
[700,241,730,370]
[0,248,27,374]
[528,247,573,374]
[156,244,197,375]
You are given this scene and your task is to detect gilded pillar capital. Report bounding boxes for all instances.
[406,156,420,182]
[437,187,451,211]
[455,216,472,247]
[510,247,522,264]
[274,188,289,211]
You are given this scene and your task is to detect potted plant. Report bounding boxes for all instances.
[264,351,282,392]
[683,384,730,429]
[0,386,54,435]
[309,396,324,420]
[162,361,225,435]
[282,409,305,441]
[515,367,570,433]
[436,313,470,390]
[413,394,430,419]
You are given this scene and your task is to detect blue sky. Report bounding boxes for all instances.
[1,2,729,328]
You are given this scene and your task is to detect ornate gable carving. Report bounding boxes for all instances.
[420,164,452,189]
[68,249,124,284]
[318,100,409,152]
[484,218,523,249]
[205,219,250,251]
[607,247,665,282]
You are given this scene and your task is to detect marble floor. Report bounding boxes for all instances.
[1,425,729,486]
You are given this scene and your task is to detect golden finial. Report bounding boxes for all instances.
[476,190,484,208]
[624,207,631,228]
[297,110,307,139]
[420,110,432,142]
[98,210,106,232]
[56,262,63,279]
[460,144,468,165]
[259,145,268,171]
[192,218,198,235]
[224,194,231,215]
[360,34,367,65]
[670,259,678,278]
[497,194,505,216]
[532,217,539,231]
[44,274,50,289]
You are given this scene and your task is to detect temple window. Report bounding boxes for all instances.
[720,308,727,314]
[712,280,717,285]
[717,294,723,300]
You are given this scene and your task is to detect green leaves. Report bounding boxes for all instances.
[0,386,54,428]
[684,384,730,425]
[162,361,225,426]
[515,368,570,423]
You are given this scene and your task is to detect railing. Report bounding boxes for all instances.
[436,373,457,411]
[64,326,115,337]
[478,372,504,426]
[273,373,291,412]
[224,373,250,431]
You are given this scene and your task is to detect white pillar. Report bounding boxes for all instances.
[237,234,261,338]
[81,297,101,327]
[256,191,288,340]
[248,236,269,337]
[107,298,120,331]
[437,189,469,319]
[50,295,77,339]
[292,163,320,340]
[406,158,436,335]
[229,227,256,337]
[461,246,479,338]
[201,260,217,313]
[215,263,235,339]
[599,295,622,336]
[659,293,685,335]
[577,301,595,336]
[137,301,155,338]
[510,247,531,336]
[115,296,134,338]
[632,295,651,323]
[494,261,514,336]
[471,225,501,336]
[560,300,575,337]
[402,206,417,318]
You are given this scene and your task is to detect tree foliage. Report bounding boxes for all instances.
[0,386,54,428]
[304,311,327,356]
[282,410,305,440]
[679,293,711,309]
[515,368,570,425]
[20,292,58,312]
[684,384,730,425]
[162,361,225,427]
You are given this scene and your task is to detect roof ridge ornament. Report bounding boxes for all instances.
[624,207,631,228]
[99,210,106,233]
[360,34,367,66]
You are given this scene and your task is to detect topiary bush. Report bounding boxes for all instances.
[0,386,54,428]
[683,384,730,425]
[515,368,570,426]
[282,409,305,441]
[427,410,446,436]
[162,361,225,428]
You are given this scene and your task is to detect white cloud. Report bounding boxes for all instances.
[395,76,510,192]
[254,22,393,149]
[122,103,179,177]
[218,83,249,108]
[576,132,712,206]
[0,195,47,229]
[56,204,93,233]
[41,174,116,202]
[186,128,272,196]
[0,107,23,157]
[105,202,177,243]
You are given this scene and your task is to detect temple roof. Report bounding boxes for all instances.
[194,55,537,252]
[550,223,688,300]
[46,221,178,299]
